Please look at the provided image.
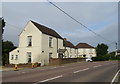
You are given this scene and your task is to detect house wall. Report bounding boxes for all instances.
[77,48,96,58]
[9,48,19,64]
[41,34,64,66]
[18,21,42,64]
[64,47,77,58]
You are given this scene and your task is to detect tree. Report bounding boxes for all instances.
[92,43,109,61]
[2,41,17,66]
[96,43,108,57]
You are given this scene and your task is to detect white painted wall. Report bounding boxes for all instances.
[64,47,77,58]
[41,34,64,66]
[77,48,96,58]
[9,48,19,64]
[18,21,42,64]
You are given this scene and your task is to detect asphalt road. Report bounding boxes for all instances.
[2,61,119,84]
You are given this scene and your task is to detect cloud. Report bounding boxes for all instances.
[2,2,118,52]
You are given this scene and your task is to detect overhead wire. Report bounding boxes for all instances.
[47,0,116,44]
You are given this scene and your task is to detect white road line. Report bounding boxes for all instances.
[92,62,97,63]
[111,69,120,84]
[74,68,89,73]
[22,72,26,73]
[40,69,45,71]
[34,75,62,84]
[61,66,65,67]
[93,65,101,68]
[51,67,57,69]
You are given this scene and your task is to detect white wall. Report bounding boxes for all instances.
[41,34,64,66]
[78,48,96,58]
[18,21,42,64]
[9,48,19,64]
[64,47,77,58]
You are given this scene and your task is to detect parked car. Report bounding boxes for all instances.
[86,57,92,62]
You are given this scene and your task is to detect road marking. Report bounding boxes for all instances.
[93,65,101,68]
[34,75,62,83]
[111,69,120,84]
[74,68,89,73]
[22,72,26,73]
[51,67,57,69]
[92,62,97,63]
[61,66,65,67]
[40,69,45,71]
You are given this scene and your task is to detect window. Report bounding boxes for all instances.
[75,49,77,54]
[49,53,52,58]
[11,55,14,60]
[58,53,63,58]
[83,49,86,53]
[27,36,32,46]
[27,52,31,63]
[49,37,53,48]
[70,48,72,53]
[15,55,18,60]
[90,49,93,53]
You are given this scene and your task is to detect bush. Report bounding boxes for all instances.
[92,53,119,61]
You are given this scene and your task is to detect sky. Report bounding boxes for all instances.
[1,1,118,52]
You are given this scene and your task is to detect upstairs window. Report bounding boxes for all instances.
[83,49,86,53]
[90,49,93,53]
[75,49,77,54]
[11,55,14,60]
[70,48,72,53]
[49,37,53,48]
[27,36,32,47]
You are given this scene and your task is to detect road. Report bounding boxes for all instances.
[2,61,119,84]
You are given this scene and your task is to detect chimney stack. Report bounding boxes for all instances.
[64,38,67,41]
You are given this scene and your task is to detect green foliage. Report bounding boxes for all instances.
[92,51,119,61]
[96,43,108,57]
[93,43,120,61]
[2,40,17,66]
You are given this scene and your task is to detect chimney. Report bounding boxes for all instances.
[64,38,67,41]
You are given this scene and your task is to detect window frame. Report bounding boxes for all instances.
[27,36,32,47]
[49,53,52,59]
[49,37,53,48]
[15,55,18,60]
[11,55,14,60]
[27,52,32,63]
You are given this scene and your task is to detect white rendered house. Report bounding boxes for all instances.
[63,39,78,58]
[9,20,64,66]
[75,43,96,58]
[9,20,96,66]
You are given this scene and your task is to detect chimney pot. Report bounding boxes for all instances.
[64,38,67,41]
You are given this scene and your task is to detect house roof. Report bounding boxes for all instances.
[117,50,120,53]
[57,49,67,54]
[63,40,75,48]
[75,43,94,48]
[31,20,63,39]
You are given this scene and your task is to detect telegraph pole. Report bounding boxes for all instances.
[0,17,6,65]
[115,42,118,56]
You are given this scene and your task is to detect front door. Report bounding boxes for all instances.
[27,52,31,63]
[59,53,63,58]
